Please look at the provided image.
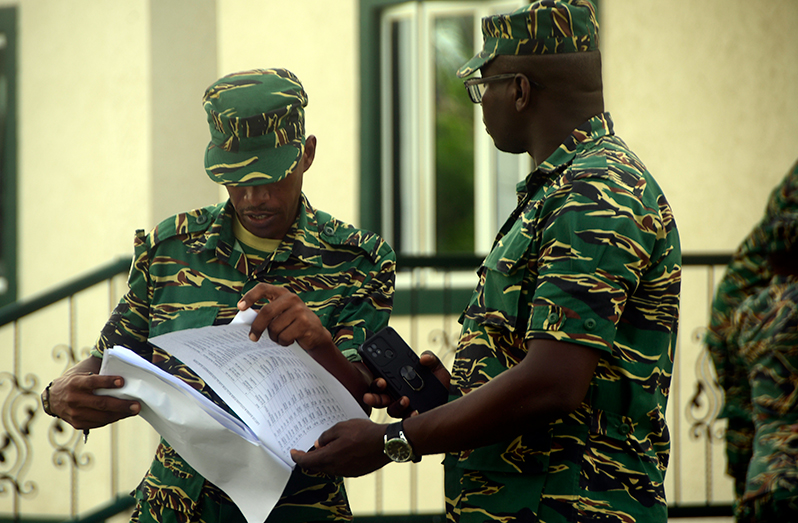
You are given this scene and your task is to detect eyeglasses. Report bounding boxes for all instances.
[463,73,540,104]
[463,73,518,104]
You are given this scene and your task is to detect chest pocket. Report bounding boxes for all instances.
[463,221,534,333]
[149,307,220,338]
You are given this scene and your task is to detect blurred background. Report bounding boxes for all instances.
[0,1,795,522]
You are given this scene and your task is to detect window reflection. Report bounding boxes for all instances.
[434,16,474,254]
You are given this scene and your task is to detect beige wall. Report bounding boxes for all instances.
[13,0,218,299]
[215,0,361,226]
[18,0,149,296]
[602,0,798,253]
[15,0,797,298]
[150,1,219,227]
[3,1,218,517]
[8,0,360,300]
[11,0,796,302]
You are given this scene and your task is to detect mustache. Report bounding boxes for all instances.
[239,205,278,215]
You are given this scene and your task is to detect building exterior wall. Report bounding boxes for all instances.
[7,0,219,300]
[602,0,798,252]
[0,0,796,520]
[9,0,797,298]
[214,0,361,227]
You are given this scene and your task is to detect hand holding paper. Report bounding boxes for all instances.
[97,310,368,523]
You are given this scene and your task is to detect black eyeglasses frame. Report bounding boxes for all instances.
[463,73,540,104]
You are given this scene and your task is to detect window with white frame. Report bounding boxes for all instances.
[379,1,531,257]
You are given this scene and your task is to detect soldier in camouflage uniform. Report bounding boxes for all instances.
[42,69,396,523]
[705,159,798,505]
[729,216,798,522]
[292,2,682,522]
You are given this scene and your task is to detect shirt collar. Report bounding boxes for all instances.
[202,193,325,271]
[517,112,614,198]
[271,193,325,267]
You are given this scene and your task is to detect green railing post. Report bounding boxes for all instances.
[0,257,132,327]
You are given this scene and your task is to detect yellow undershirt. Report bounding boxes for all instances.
[232,214,282,254]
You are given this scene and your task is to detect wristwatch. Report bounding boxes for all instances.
[42,380,90,443]
[384,420,420,463]
[41,382,58,418]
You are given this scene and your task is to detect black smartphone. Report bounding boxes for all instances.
[358,327,449,413]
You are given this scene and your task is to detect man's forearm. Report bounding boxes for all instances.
[403,338,600,456]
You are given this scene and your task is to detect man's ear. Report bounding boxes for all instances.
[302,134,317,170]
[514,75,533,112]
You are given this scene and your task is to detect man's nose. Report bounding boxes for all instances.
[244,184,271,204]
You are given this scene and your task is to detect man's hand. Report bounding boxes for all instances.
[291,419,391,477]
[238,283,372,404]
[363,350,451,418]
[48,357,141,430]
[238,283,332,352]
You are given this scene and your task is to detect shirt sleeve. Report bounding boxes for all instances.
[526,175,672,353]
[91,229,152,357]
[328,238,396,361]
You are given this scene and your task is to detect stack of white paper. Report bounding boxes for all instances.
[98,310,367,523]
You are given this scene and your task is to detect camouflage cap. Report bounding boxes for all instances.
[203,68,308,186]
[456,0,599,78]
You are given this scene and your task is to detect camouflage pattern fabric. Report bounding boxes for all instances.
[92,193,395,523]
[445,113,681,522]
[705,159,798,497]
[731,275,798,523]
[203,68,308,187]
[456,0,599,78]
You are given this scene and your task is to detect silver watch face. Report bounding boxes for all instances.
[385,437,412,462]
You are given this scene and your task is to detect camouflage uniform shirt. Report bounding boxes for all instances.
[705,159,798,497]
[92,194,395,523]
[732,275,798,522]
[444,113,681,523]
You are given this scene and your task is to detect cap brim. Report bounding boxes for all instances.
[204,140,305,186]
[456,49,495,78]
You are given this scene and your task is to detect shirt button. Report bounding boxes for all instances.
[324,225,335,236]
[196,214,208,225]
[619,423,631,435]
[547,313,559,323]
[584,318,597,330]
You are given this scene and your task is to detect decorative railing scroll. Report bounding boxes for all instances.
[686,327,725,443]
[0,257,131,519]
[0,366,39,511]
[684,326,727,503]
[47,341,96,515]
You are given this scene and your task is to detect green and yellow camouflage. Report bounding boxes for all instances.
[731,275,798,522]
[705,158,798,497]
[203,69,308,187]
[445,113,681,522]
[92,193,395,523]
[456,0,599,78]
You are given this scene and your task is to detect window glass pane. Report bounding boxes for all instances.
[434,15,474,253]
[385,17,416,254]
